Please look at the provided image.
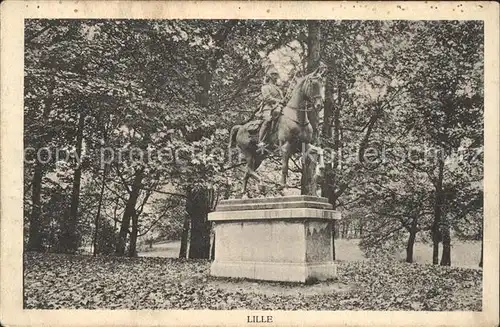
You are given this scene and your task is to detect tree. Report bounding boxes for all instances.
[186,186,217,259]
[301,20,322,196]
[402,21,483,265]
[359,169,434,262]
[25,20,93,251]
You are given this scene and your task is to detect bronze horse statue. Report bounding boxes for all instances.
[228,66,327,196]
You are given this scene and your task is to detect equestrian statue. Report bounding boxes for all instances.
[228,62,328,197]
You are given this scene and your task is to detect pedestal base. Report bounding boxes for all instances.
[211,261,337,283]
[208,196,341,283]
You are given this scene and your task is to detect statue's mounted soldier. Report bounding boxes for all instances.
[256,65,285,151]
[228,62,328,197]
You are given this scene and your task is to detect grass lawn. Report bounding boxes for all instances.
[24,252,482,310]
[138,239,482,269]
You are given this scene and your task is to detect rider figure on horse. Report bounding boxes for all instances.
[257,65,284,151]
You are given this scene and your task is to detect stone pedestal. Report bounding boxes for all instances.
[208,196,341,283]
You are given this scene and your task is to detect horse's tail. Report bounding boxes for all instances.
[228,125,241,149]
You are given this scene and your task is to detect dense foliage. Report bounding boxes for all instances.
[24,20,483,266]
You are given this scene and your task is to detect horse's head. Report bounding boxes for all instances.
[303,66,326,112]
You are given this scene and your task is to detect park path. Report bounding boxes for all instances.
[138,241,181,258]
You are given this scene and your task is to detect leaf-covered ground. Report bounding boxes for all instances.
[24,252,482,310]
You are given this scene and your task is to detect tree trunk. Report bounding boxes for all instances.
[432,240,440,265]
[331,221,336,260]
[322,73,337,259]
[128,187,153,258]
[302,20,321,196]
[440,224,451,266]
[331,83,341,252]
[196,21,236,108]
[406,218,418,263]
[115,168,144,256]
[210,233,216,260]
[479,237,483,268]
[301,154,316,195]
[321,49,341,260]
[179,214,190,258]
[184,23,233,258]
[27,160,44,252]
[432,160,444,264]
[306,21,322,79]
[93,166,107,256]
[187,187,214,259]
[26,79,55,252]
[128,211,139,257]
[113,198,118,231]
[59,112,86,253]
